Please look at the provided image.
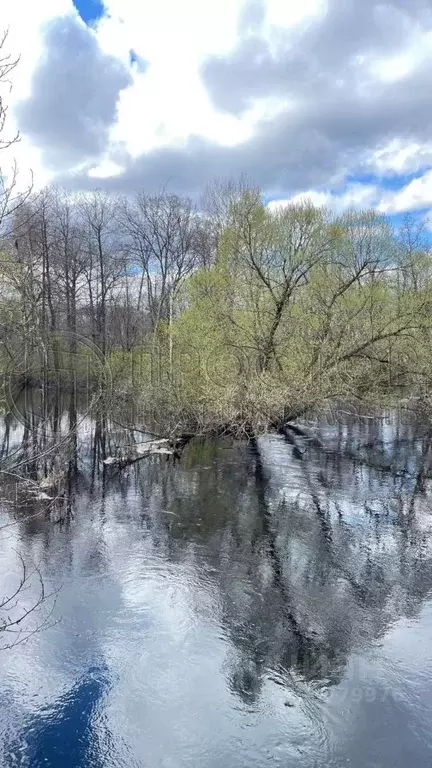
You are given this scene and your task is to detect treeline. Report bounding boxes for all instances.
[0,187,211,354]
[1,180,432,435]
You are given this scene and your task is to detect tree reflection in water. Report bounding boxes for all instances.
[1,403,432,750]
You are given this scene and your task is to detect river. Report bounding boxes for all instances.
[1,406,432,767]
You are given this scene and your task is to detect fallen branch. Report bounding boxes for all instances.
[103,437,183,467]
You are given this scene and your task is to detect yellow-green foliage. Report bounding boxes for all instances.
[3,194,432,434]
[110,199,432,432]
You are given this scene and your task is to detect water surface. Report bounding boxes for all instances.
[1,408,432,767]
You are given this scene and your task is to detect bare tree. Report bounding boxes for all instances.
[79,191,125,356]
[397,212,432,292]
[49,188,88,351]
[120,191,199,334]
[201,175,255,255]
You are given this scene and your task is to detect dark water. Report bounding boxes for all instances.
[1,408,432,767]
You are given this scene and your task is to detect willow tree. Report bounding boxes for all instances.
[219,192,337,373]
[292,208,431,403]
[170,194,432,432]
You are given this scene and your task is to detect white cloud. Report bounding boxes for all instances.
[2,0,332,182]
[1,0,432,212]
[265,0,325,28]
[1,0,75,188]
[96,0,315,158]
[269,175,432,225]
[3,0,292,180]
[98,0,238,64]
[94,0,243,155]
[369,139,432,177]
[2,0,73,100]
[88,159,125,179]
[268,183,381,214]
[370,29,432,84]
[108,67,249,156]
[378,170,432,214]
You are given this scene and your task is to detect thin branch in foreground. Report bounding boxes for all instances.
[0,549,60,650]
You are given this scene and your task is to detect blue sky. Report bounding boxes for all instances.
[72,0,104,25]
[3,0,432,226]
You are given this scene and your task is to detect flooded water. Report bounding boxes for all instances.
[1,407,432,766]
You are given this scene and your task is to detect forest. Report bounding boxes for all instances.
[1,180,432,438]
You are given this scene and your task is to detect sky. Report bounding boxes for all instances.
[2,0,432,223]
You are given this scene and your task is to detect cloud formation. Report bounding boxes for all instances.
[15,13,132,171]
[198,0,432,190]
[5,0,432,224]
[203,0,432,114]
